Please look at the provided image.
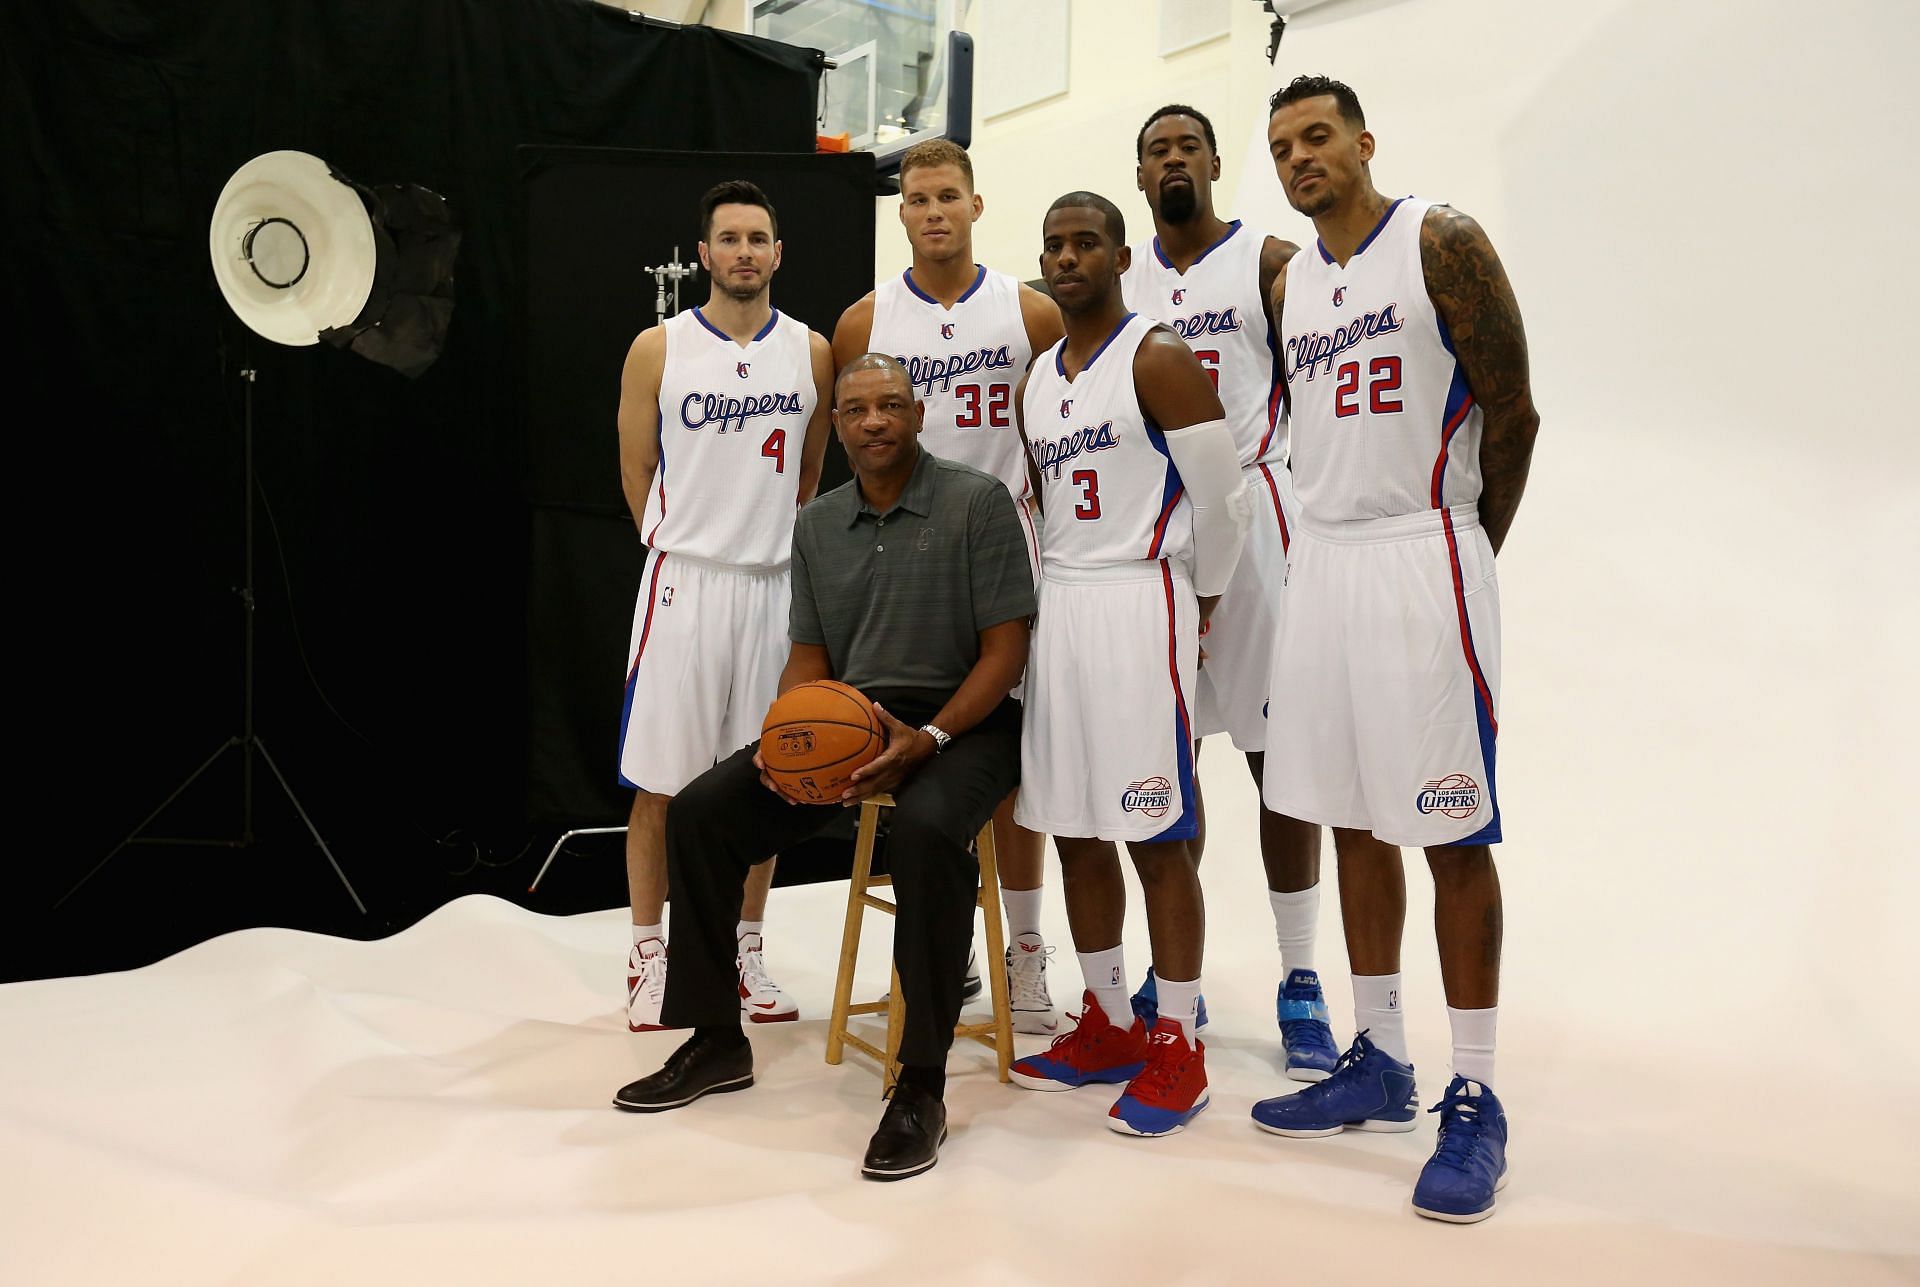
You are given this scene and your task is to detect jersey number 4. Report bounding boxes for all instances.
[1333,355,1404,418]
[761,428,786,472]
[954,383,1011,429]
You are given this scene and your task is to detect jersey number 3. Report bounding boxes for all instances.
[1070,469,1101,520]
[1333,355,1404,418]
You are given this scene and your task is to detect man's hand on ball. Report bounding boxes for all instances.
[840,703,935,803]
[752,747,797,804]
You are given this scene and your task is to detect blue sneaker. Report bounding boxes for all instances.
[1249,1031,1417,1137]
[1412,1077,1509,1223]
[1277,968,1340,1082]
[1129,967,1209,1033]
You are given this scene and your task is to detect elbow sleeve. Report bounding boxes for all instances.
[1163,418,1250,597]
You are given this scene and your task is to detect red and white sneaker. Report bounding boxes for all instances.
[737,933,798,1023]
[627,937,670,1032]
[1107,1018,1210,1137]
[1010,991,1150,1091]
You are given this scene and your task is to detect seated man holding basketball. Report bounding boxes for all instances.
[612,352,1034,1182]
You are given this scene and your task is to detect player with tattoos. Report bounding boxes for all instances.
[1248,77,1540,1224]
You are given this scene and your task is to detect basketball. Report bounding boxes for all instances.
[759,680,884,804]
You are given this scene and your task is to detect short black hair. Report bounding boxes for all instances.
[1046,191,1125,247]
[1136,104,1218,160]
[700,179,778,240]
[1268,75,1366,129]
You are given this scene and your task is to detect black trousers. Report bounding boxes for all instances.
[659,697,1022,1065]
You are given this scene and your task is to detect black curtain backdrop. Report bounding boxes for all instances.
[2,1,825,981]
[522,146,874,826]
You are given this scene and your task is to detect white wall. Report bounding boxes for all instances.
[912,0,1920,1062]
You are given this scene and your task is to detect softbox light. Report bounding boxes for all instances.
[209,150,458,378]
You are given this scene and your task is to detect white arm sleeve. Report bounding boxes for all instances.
[1162,417,1250,597]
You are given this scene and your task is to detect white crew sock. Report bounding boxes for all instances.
[1001,886,1044,943]
[1352,972,1408,1064]
[1077,945,1130,1029]
[1447,1005,1498,1086]
[632,922,665,951]
[1153,974,1203,1047]
[735,919,764,945]
[1268,886,1320,976]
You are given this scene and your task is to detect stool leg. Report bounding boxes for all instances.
[975,821,1015,1082]
[827,802,884,1065]
[883,963,904,1096]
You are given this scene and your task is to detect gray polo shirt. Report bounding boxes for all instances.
[790,447,1035,707]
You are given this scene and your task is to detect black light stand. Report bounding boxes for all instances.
[56,364,367,914]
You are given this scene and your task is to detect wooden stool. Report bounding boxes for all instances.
[824,792,1014,1090]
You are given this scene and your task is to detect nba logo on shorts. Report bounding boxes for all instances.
[736,361,751,378]
[1415,774,1480,819]
[940,323,955,340]
[1121,776,1174,818]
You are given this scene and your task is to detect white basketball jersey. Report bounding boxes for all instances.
[1280,198,1484,523]
[642,307,816,569]
[870,265,1034,500]
[1121,220,1284,468]
[1022,313,1191,572]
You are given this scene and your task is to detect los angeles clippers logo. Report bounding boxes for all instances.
[940,323,955,340]
[1120,776,1174,818]
[1332,287,1346,307]
[1415,774,1481,819]
[680,389,807,433]
[896,345,1015,393]
[1060,399,1073,418]
[1169,307,1242,340]
[1032,420,1118,479]
[735,361,750,378]
[1171,288,1186,305]
[1285,302,1405,380]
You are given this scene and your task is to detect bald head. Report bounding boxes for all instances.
[834,352,913,407]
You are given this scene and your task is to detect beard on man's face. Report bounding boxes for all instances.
[1159,180,1198,224]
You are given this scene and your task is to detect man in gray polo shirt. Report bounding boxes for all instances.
[612,353,1034,1183]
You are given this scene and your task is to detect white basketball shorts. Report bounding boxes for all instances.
[1194,463,1296,751]
[1010,493,1042,704]
[1262,504,1502,847]
[617,550,790,796]
[1016,559,1200,843]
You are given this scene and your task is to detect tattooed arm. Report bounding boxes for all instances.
[1420,207,1540,554]
[1258,234,1301,321]
[1267,250,1294,418]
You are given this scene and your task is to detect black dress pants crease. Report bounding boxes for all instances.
[660,698,1021,1066]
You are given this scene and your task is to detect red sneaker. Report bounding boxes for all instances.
[1010,991,1150,1091]
[1107,1018,1210,1136]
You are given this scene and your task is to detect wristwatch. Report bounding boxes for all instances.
[919,723,952,754]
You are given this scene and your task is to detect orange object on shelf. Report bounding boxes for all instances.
[815,132,851,153]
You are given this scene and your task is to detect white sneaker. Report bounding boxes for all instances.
[737,933,799,1023]
[627,938,669,1032]
[1005,933,1057,1035]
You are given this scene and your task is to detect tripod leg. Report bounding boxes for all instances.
[55,737,242,910]
[253,737,368,915]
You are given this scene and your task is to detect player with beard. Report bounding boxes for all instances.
[1249,76,1540,1224]
[833,141,1066,1035]
[1120,103,1338,1083]
[615,180,834,1036]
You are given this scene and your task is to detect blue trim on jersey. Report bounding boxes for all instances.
[691,307,780,344]
[1153,220,1242,273]
[903,265,986,307]
[1436,306,1458,357]
[616,549,664,790]
[1143,411,1183,558]
[1057,312,1138,379]
[1150,558,1199,843]
[1315,197,1408,265]
[1453,659,1502,845]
